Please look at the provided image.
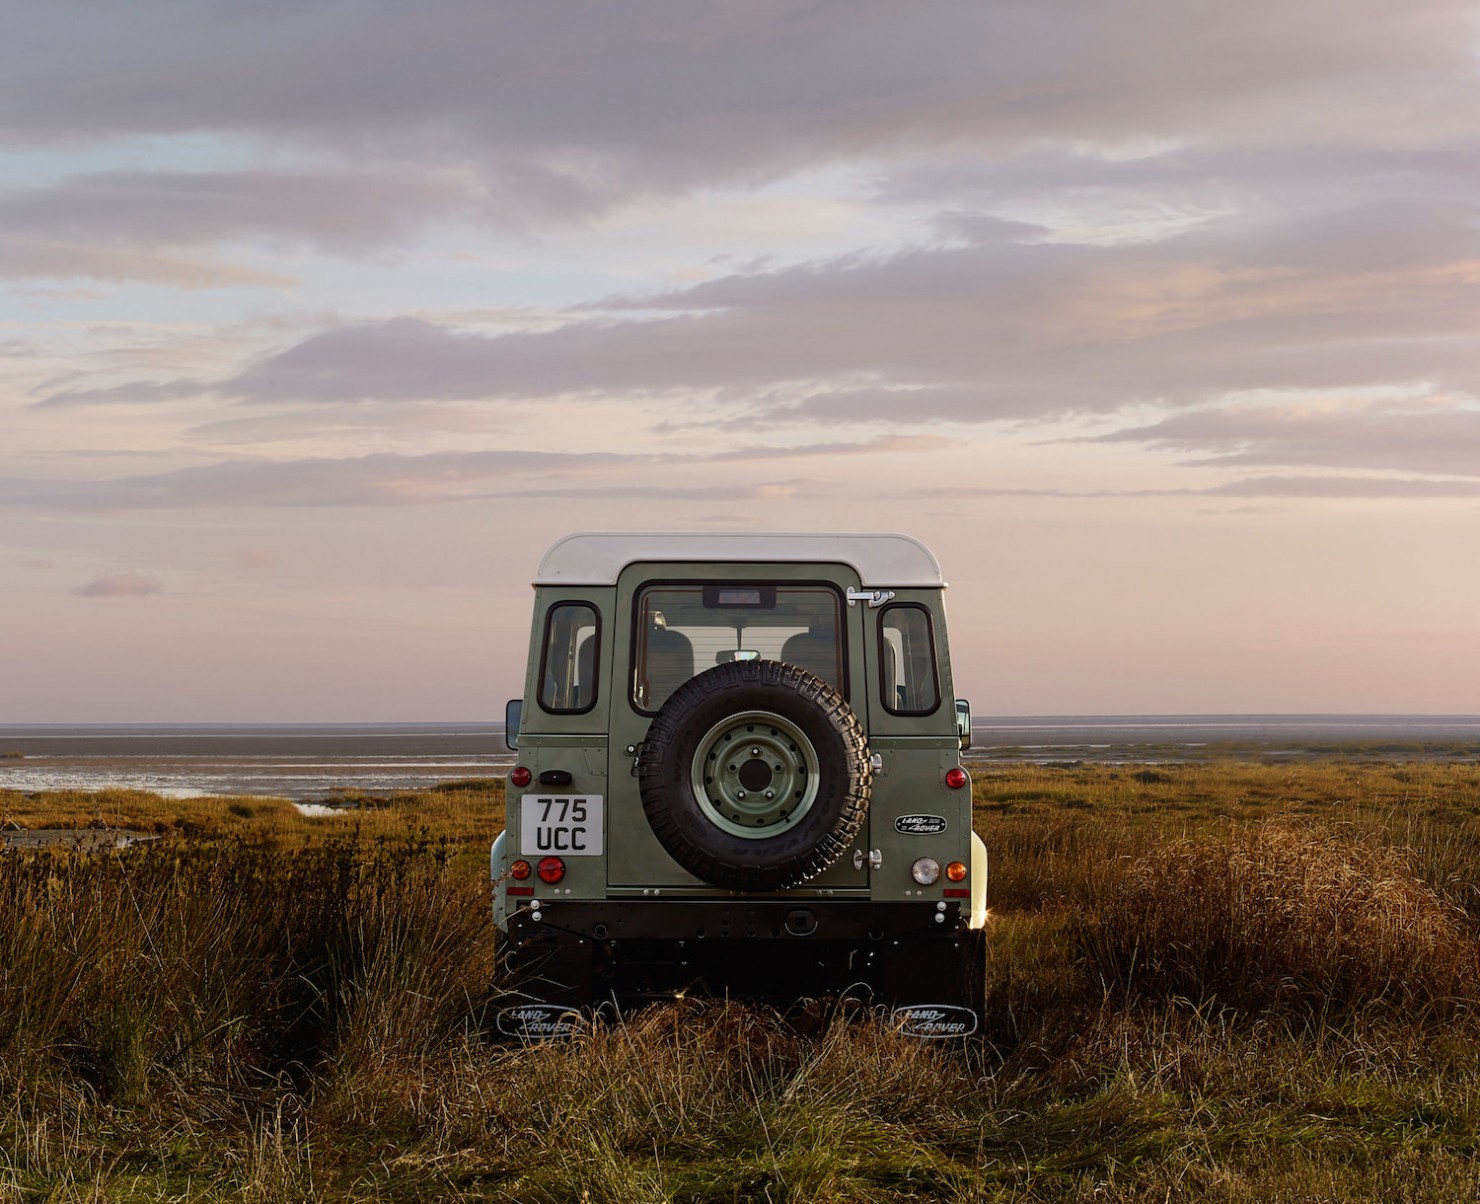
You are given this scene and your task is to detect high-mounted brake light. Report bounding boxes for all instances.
[537,856,566,884]
[509,859,532,881]
[945,767,968,790]
[946,861,967,883]
[510,766,532,788]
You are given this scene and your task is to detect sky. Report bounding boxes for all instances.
[3,1,1479,721]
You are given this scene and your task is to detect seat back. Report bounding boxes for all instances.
[645,626,695,708]
[779,628,841,688]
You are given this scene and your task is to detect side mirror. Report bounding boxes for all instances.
[955,699,971,751]
[505,699,522,751]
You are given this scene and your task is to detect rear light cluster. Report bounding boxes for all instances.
[506,857,562,893]
[505,854,565,893]
[912,857,969,888]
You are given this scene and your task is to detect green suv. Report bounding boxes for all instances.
[492,533,986,1038]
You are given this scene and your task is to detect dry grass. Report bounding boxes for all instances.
[1076,823,1479,1013]
[0,832,493,1110]
[3,761,1480,1200]
[0,780,504,881]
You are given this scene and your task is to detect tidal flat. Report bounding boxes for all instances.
[4,761,1480,1201]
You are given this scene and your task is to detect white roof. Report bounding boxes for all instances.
[534,532,944,588]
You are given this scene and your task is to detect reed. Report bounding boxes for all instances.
[2,761,1479,1200]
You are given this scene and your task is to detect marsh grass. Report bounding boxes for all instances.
[1076,823,1479,1014]
[5,762,1480,1200]
[0,831,492,1110]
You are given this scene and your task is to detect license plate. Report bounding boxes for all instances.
[521,795,603,856]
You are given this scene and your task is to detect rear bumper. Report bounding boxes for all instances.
[496,899,984,1032]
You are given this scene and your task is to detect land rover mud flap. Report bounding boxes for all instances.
[496,900,985,1036]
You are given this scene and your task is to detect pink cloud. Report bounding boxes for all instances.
[72,572,164,598]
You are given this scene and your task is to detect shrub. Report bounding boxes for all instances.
[1075,823,1480,1015]
[0,833,493,1104]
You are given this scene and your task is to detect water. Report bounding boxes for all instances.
[0,724,511,800]
[969,714,1480,762]
[1,716,1476,800]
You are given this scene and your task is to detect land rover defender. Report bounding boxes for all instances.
[491,533,987,1038]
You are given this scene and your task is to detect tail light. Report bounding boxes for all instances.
[537,856,566,884]
[509,859,531,881]
[946,861,967,882]
[945,767,968,790]
[510,766,532,788]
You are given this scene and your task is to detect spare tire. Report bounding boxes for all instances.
[637,659,872,892]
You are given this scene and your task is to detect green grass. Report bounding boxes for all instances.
[4,762,1480,1200]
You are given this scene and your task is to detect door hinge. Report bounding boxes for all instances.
[853,848,883,871]
[846,588,896,609]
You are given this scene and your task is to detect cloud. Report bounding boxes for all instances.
[1202,475,1480,499]
[0,170,470,258]
[904,474,1480,501]
[31,186,1479,448]
[3,450,622,510]
[4,2,1476,223]
[34,379,208,408]
[0,168,473,284]
[1097,398,1480,478]
[0,437,922,511]
[1,170,465,249]
[880,143,1480,218]
[72,572,164,597]
[58,194,1457,423]
[0,241,289,288]
[755,385,1007,426]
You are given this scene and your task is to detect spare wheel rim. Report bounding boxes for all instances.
[689,709,821,840]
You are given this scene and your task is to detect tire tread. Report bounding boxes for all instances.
[637,660,871,891]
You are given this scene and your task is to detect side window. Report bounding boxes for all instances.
[538,602,600,714]
[878,604,940,716]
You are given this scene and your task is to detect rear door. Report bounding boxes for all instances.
[607,560,873,891]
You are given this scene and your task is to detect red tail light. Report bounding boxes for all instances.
[537,856,566,884]
[945,767,968,790]
[510,766,532,788]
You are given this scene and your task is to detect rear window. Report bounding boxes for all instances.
[632,583,844,712]
[538,602,600,714]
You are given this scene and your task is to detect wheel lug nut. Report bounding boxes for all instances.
[751,747,760,756]
[737,791,746,799]
[765,790,775,799]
